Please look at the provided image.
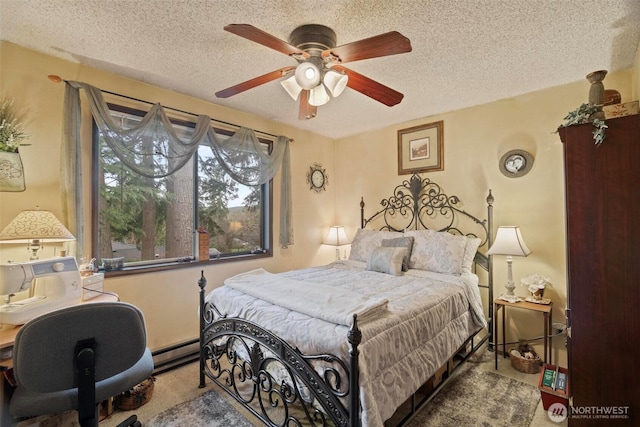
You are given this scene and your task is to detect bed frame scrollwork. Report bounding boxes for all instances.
[198,271,361,427]
[361,173,494,272]
[198,172,494,427]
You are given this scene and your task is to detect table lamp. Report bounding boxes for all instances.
[324,226,349,260]
[487,226,531,303]
[0,208,75,260]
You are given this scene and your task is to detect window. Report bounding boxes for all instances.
[92,104,272,271]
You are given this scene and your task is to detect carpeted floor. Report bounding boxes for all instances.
[144,387,255,427]
[406,364,540,427]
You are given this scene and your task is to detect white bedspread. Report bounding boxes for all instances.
[207,260,487,427]
[225,268,389,326]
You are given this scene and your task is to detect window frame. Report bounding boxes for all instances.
[91,103,273,276]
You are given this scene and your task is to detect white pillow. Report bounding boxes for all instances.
[366,246,408,276]
[404,229,466,275]
[348,229,404,262]
[462,237,482,274]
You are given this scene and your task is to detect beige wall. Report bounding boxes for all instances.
[1,41,638,366]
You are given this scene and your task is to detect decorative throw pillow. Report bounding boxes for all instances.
[461,237,482,274]
[404,229,466,275]
[366,246,408,276]
[348,229,404,263]
[381,236,414,271]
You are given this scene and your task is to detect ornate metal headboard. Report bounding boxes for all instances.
[360,173,494,272]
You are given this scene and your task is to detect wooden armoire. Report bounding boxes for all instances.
[559,113,639,426]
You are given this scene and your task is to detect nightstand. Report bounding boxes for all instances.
[493,298,552,370]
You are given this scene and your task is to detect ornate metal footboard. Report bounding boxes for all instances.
[198,272,362,427]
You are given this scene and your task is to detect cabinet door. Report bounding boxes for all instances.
[561,114,640,426]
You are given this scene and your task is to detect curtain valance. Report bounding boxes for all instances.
[61,81,293,257]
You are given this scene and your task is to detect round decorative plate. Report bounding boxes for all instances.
[499,149,534,178]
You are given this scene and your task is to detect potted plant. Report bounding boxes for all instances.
[521,273,551,300]
[0,96,29,153]
[0,96,29,191]
[556,103,608,146]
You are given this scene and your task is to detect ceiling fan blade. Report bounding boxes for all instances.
[298,90,317,120]
[332,65,404,107]
[215,66,295,98]
[225,24,310,59]
[322,31,411,64]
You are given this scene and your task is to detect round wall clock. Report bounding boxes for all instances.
[499,149,534,178]
[307,163,328,193]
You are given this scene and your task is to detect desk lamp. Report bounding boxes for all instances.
[487,226,531,303]
[0,208,75,260]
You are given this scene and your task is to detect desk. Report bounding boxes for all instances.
[1,294,118,369]
[494,298,552,370]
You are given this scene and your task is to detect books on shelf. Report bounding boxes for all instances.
[538,364,570,410]
[556,372,567,392]
[539,364,568,394]
[542,367,555,387]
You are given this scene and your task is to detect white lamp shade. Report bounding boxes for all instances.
[0,209,75,243]
[295,61,321,89]
[487,226,531,257]
[280,75,303,100]
[309,84,330,106]
[323,70,348,97]
[324,226,349,246]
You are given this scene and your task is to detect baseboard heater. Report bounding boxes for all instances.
[151,338,200,375]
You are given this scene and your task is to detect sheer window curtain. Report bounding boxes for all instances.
[61,81,293,257]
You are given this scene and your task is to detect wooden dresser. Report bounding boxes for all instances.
[559,113,639,426]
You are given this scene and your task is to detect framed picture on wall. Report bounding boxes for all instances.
[397,120,443,175]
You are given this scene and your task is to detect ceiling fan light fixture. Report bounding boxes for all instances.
[295,59,322,89]
[323,70,348,97]
[308,84,330,106]
[280,75,303,100]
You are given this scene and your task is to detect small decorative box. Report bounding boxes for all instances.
[603,101,639,119]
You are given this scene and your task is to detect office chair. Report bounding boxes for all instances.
[9,302,154,427]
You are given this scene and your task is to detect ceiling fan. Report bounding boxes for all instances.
[215,24,412,120]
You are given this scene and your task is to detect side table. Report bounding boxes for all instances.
[494,298,552,370]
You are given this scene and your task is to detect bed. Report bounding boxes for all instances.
[198,173,494,427]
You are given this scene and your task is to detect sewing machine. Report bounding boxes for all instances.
[0,257,82,325]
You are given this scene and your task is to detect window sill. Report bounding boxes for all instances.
[102,252,271,277]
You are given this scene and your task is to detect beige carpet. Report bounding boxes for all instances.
[406,363,539,426]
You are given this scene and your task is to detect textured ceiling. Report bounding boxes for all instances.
[1,0,639,139]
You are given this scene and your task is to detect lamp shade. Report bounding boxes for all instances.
[280,75,303,101]
[324,226,349,246]
[486,226,531,257]
[0,209,75,243]
[308,84,330,106]
[323,70,348,97]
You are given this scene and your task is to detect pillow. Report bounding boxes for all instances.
[348,229,404,262]
[462,237,482,274]
[381,236,414,271]
[366,246,408,276]
[404,229,466,275]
